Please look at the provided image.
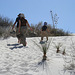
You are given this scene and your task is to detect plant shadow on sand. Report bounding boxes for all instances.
[37,59,51,75]
[38,59,47,70]
[7,43,24,50]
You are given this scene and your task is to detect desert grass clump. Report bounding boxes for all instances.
[62,49,66,55]
[32,38,52,60]
[53,42,62,53]
[64,59,75,70]
[41,41,51,60]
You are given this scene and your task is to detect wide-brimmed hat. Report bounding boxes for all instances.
[20,13,25,18]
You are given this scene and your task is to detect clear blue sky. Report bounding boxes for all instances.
[0,0,75,33]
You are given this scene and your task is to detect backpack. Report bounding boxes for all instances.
[21,18,27,26]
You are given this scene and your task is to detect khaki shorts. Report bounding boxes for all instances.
[41,31,48,37]
[41,31,48,41]
[16,26,27,40]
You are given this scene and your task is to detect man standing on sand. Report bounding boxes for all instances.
[40,22,49,42]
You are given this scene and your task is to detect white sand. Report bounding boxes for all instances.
[0,36,75,75]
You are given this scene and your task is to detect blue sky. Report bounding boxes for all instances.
[0,0,75,33]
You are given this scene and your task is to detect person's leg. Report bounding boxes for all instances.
[46,32,48,41]
[20,26,27,46]
[41,36,43,41]
[16,28,21,43]
[41,31,44,41]
[23,26,27,46]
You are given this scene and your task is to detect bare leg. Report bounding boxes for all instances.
[41,36,43,41]
[46,36,48,41]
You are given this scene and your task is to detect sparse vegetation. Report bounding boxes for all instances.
[0,14,70,39]
[53,42,62,53]
[30,22,70,37]
[32,38,52,59]
[62,49,66,55]
[0,15,13,39]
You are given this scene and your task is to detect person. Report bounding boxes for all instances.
[12,13,21,43]
[40,22,49,42]
[12,13,32,46]
[18,13,32,46]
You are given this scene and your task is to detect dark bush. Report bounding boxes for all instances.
[0,16,13,39]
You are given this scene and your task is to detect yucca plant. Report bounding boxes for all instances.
[62,49,66,55]
[53,42,62,53]
[41,42,50,60]
[32,38,52,60]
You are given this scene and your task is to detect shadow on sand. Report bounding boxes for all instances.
[37,59,51,75]
[7,43,24,50]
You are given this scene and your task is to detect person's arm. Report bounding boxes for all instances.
[47,27,50,32]
[40,27,43,34]
[12,21,16,30]
[41,28,42,33]
[27,21,32,31]
[18,20,21,33]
